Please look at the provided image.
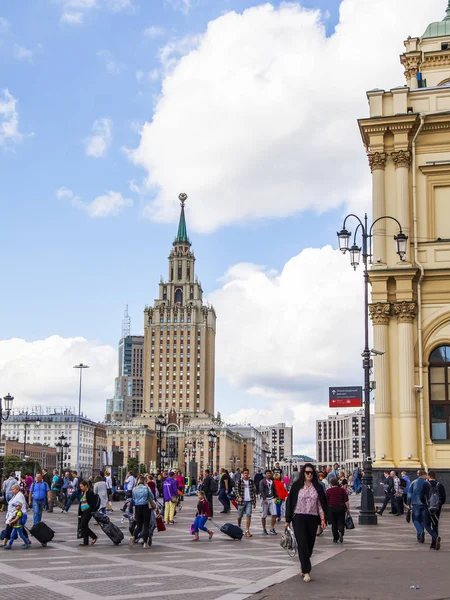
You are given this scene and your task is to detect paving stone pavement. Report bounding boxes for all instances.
[1,495,447,600]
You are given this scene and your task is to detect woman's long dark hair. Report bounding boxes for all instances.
[291,463,323,496]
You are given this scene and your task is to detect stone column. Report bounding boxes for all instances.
[369,303,393,466]
[394,301,420,467]
[391,150,412,263]
[368,152,387,264]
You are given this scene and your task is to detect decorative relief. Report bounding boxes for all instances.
[369,303,392,325]
[391,150,412,169]
[400,53,421,80]
[368,152,387,172]
[394,301,417,323]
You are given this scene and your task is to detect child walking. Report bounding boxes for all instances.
[4,502,30,549]
[192,491,214,541]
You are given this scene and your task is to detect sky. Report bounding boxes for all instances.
[0,0,446,457]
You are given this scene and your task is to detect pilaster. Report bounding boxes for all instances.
[368,152,387,265]
[391,150,412,264]
[369,303,394,467]
[393,301,420,467]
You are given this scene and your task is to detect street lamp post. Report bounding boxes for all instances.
[161,448,167,470]
[73,363,89,474]
[56,434,70,474]
[155,414,167,472]
[337,212,408,526]
[0,394,14,485]
[208,427,217,471]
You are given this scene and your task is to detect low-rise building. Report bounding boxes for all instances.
[0,440,57,471]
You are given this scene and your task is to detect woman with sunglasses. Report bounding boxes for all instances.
[285,463,328,583]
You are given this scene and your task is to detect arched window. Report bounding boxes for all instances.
[429,345,450,441]
[175,288,183,303]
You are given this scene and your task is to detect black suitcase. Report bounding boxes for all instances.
[99,520,124,545]
[220,523,243,540]
[29,522,55,545]
[93,511,110,525]
[112,492,120,502]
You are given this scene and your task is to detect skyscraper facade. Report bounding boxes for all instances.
[143,194,217,419]
[105,335,144,421]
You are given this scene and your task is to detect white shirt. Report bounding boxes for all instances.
[126,475,136,490]
[243,480,251,502]
[5,492,27,525]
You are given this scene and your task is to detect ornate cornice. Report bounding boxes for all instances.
[400,52,421,80]
[391,150,412,170]
[394,301,417,323]
[369,303,392,325]
[368,152,387,172]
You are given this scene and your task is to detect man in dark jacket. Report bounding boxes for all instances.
[259,470,278,535]
[427,470,446,546]
[254,468,264,496]
[376,471,396,516]
[202,469,215,517]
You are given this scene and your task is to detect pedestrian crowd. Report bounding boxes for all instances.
[0,462,446,584]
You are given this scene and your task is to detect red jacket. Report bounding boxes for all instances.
[196,499,211,518]
[274,479,288,501]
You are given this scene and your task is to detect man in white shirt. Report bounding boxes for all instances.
[125,472,136,498]
[236,469,256,537]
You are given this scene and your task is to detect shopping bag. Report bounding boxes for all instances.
[345,513,355,530]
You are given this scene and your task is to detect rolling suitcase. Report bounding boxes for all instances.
[28,522,55,546]
[99,520,124,545]
[220,523,243,540]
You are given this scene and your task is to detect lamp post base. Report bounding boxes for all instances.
[358,458,378,526]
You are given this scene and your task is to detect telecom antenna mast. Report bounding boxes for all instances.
[122,304,131,338]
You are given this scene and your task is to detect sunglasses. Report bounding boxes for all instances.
[304,471,314,475]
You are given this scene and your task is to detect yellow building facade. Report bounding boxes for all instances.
[360,5,450,470]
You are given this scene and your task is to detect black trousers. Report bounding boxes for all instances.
[79,508,97,545]
[206,493,213,517]
[134,505,151,544]
[430,508,441,536]
[292,514,320,575]
[379,492,397,515]
[329,507,345,541]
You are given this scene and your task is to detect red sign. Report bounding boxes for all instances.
[329,386,363,408]
[329,397,363,408]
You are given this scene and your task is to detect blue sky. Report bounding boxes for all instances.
[1,0,445,455]
[1,0,341,344]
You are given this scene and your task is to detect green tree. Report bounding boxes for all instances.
[127,457,139,475]
[3,455,41,476]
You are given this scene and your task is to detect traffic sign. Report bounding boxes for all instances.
[329,386,363,408]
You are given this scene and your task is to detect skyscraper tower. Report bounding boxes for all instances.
[143,194,216,419]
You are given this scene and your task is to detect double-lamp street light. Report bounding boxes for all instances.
[55,434,70,474]
[0,394,14,484]
[208,427,218,472]
[337,212,408,526]
[156,414,167,472]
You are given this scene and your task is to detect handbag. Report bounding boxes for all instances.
[189,523,195,535]
[406,507,411,524]
[345,512,355,530]
[171,496,178,503]
[156,514,166,532]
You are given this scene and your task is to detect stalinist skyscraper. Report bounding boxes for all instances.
[143,194,216,419]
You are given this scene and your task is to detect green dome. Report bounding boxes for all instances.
[423,2,450,38]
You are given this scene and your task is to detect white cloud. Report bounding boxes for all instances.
[84,117,112,158]
[14,44,33,61]
[97,49,125,74]
[57,187,133,218]
[208,245,365,455]
[0,335,116,421]
[144,25,166,38]
[106,0,132,11]
[136,69,160,83]
[129,0,444,233]
[165,0,191,15]
[0,89,22,147]
[0,17,10,34]
[59,0,131,24]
